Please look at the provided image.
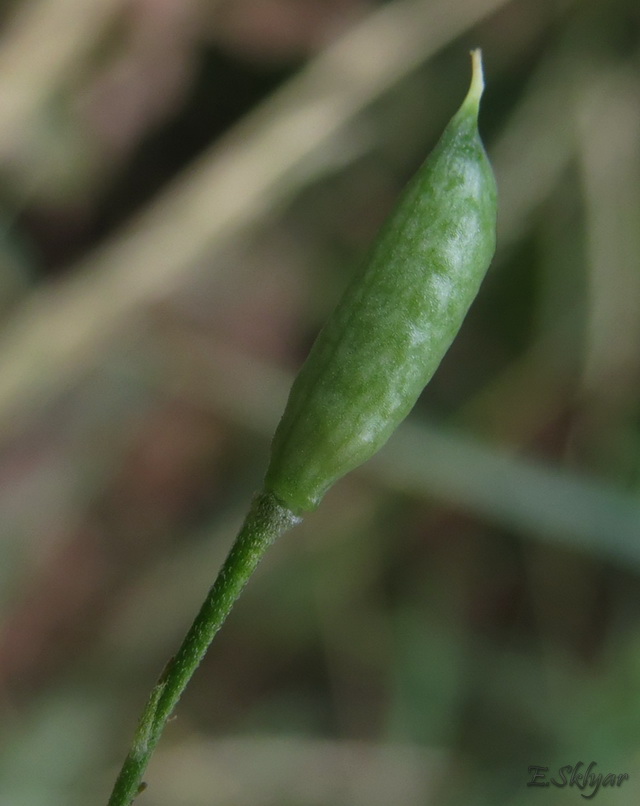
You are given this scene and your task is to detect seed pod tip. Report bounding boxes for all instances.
[462,48,485,114]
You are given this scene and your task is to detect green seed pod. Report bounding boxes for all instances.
[265,50,497,513]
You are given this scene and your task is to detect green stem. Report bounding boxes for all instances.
[106,491,300,806]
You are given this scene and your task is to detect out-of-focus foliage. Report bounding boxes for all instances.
[0,1,639,804]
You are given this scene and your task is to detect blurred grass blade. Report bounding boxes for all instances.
[371,420,640,567]
[0,0,129,159]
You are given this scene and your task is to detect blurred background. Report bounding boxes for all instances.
[0,0,639,804]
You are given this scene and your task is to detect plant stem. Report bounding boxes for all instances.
[106,490,300,806]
